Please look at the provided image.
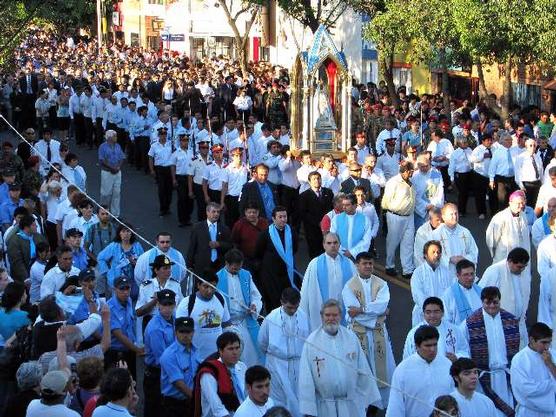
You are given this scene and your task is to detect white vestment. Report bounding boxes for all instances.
[234,397,275,417]
[410,262,455,325]
[460,310,515,417]
[485,208,531,263]
[432,224,479,275]
[258,306,310,417]
[538,271,556,330]
[342,275,396,407]
[442,283,483,325]
[413,222,439,267]
[479,260,530,346]
[223,271,263,368]
[300,254,356,332]
[330,213,373,258]
[385,353,454,417]
[298,326,381,417]
[450,389,497,417]
[510,346,556,417]
[402,319,469,360]
[537,234,556,279]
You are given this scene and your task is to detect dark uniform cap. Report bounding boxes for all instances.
[8,182,22,191]
[150,254,175,269]
[78,268,96,282]
[157,127,168,133]
[65,227,84,238]
[175,316,194,331]
[114,276,132,289]
[157,289,176,304]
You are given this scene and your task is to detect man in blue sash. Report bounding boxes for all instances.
[216,249,263,367]
[442,259,482,325]
[300,232,356,331]
[255,205,298,310]
[531,197,556,248]
[330,193,372,261]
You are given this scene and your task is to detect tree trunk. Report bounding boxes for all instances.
[476,58,488,99]
[501,55,512,119]
[380,45,398,107]
[439,47,450,113]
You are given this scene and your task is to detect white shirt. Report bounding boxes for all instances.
[361,168,386,201]
[190,156,211,185]
[355,202,379,238]
[200,360,247,417]
[515,152,544,188]
[296,164,314,194]
[202,161,225,191]
[278,157,301,189]
[427,139,454,168]
[222,164,249,196]
[40,265,81,299]
[488,146,516,180]
[148,140,174,166]
[470,144,494,178]
[376,152,401,180]
[34,139,62,175]
[448,147,473,179]
[136,278,183,312]
[170,148,193,176]
[450,389,497,417]
[536,183,556,213]
[376,128,402,154]
[26,399,80,417]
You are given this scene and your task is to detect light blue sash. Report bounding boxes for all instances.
[335,212,365,249]
[316,253,353,302]
[452,282,481,320]
[17,231,36,259]
[148,247,182,280]
[269,224,297,290]
[217,268,264,363]
[542,212,551,235]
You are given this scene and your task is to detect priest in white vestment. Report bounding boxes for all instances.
[298,299,381,417]
[411,240,455,325]
[531,197,556,248]
[485,191,531,263]
[432,203,478,275]
[300,232,356,332]
[510,322,556,417]
[341,252,396,408]
[403,296,469,360]
[386,325,454,417]
[413,207,443,267]
[537,228,556,279]
[442,259,483,325]
[538,270,556,330]
[258,288,310,417]
[449,357,497,417]
[330,194,373,259]
[479,248,531,347]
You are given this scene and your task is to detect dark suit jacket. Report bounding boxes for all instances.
[219,83,238,107]
[340,177,373,200]
[538,146,554,169]
[7,232,47,282]
[298,187,334,230]
[19,75,38,96]
[238,180,280,215]
[187,220,232,275]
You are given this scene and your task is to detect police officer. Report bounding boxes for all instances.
[143,289,177,417]
[149,126,175,216]
[202,143,225,204]
[160,316,200,417]
[171,132,194,227]
[190,139,212,220]
[135,255,183,331]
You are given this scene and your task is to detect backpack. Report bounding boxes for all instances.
[187,291,225,316]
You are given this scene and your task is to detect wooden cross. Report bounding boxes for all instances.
[313,356,325,377]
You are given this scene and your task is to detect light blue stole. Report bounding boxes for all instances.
[148,247,182,280]
[542,212,551,235]
[216,268,264,363]
[316,253,353,302]
[335,212,365,249]
[269,224,297,290]
[452,282,481,320]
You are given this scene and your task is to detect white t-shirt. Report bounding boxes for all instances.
[176,294,230,361]
[26,399,80,417]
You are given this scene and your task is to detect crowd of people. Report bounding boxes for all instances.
[0,28,555,417]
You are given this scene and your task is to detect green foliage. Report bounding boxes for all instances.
[267,0,348,33]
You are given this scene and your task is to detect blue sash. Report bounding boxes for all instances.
[148,247,182,280]
[269,224,297,290]
[452,282,481,320]
[542,212,551,235]
[316,253,353,302]
[17,231,36,259]
[335,212,365,249]
[216,268,264,363]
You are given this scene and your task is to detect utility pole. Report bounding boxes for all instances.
[96,0,102,50]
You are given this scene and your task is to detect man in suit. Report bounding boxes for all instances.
[187,202,233,276]
[19,67,38,129]
[538,136,554,169]
[340,161,373,201]
[7,214,47,282]
[238,163,280,221]
[298,171,334,258]
[218,75,238,120]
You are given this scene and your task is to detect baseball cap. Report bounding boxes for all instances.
[78,268,96,282]
[157,289,176,305]
[8,183,22,191]
[175,316,194,332]
[65,228,83,238]
[40,370,69,396]
[114,276,132,289]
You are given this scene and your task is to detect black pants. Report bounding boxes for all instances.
[143,366,162,417]
[135,136,150,172]
[208,188,221,204]
[45,221,58,251]
[473,172,497,216]
[193,183,207,220]
[437,165,451,189]
[104,349,137,381]
[74,113,85,144]
[522,180,542,208]
[305,223,325,259]
[155,166,173,213]
[281,185,300,230]
[176,174,193,224]
[454,171,472,215]
[95,117,104,147]
[117,128,128,152]
[494,175,518,213]
[84,116,94,147]
[162,396,193,417]
[224,194,240,228]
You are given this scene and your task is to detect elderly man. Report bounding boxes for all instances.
[98,129,125,217]
[432,203,478,275]
[298,299,381,417]
[535,166,556,217]
[532,197,556,248]
[413,207,443,267]
[488,131,518,213]
[479,248,531,347]
[485,191,531,263]
[301,232,356,331]
[412,153,444,229]
[381,161,416,278]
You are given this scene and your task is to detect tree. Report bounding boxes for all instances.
[216,0,261,79]
[269,0,348,33]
